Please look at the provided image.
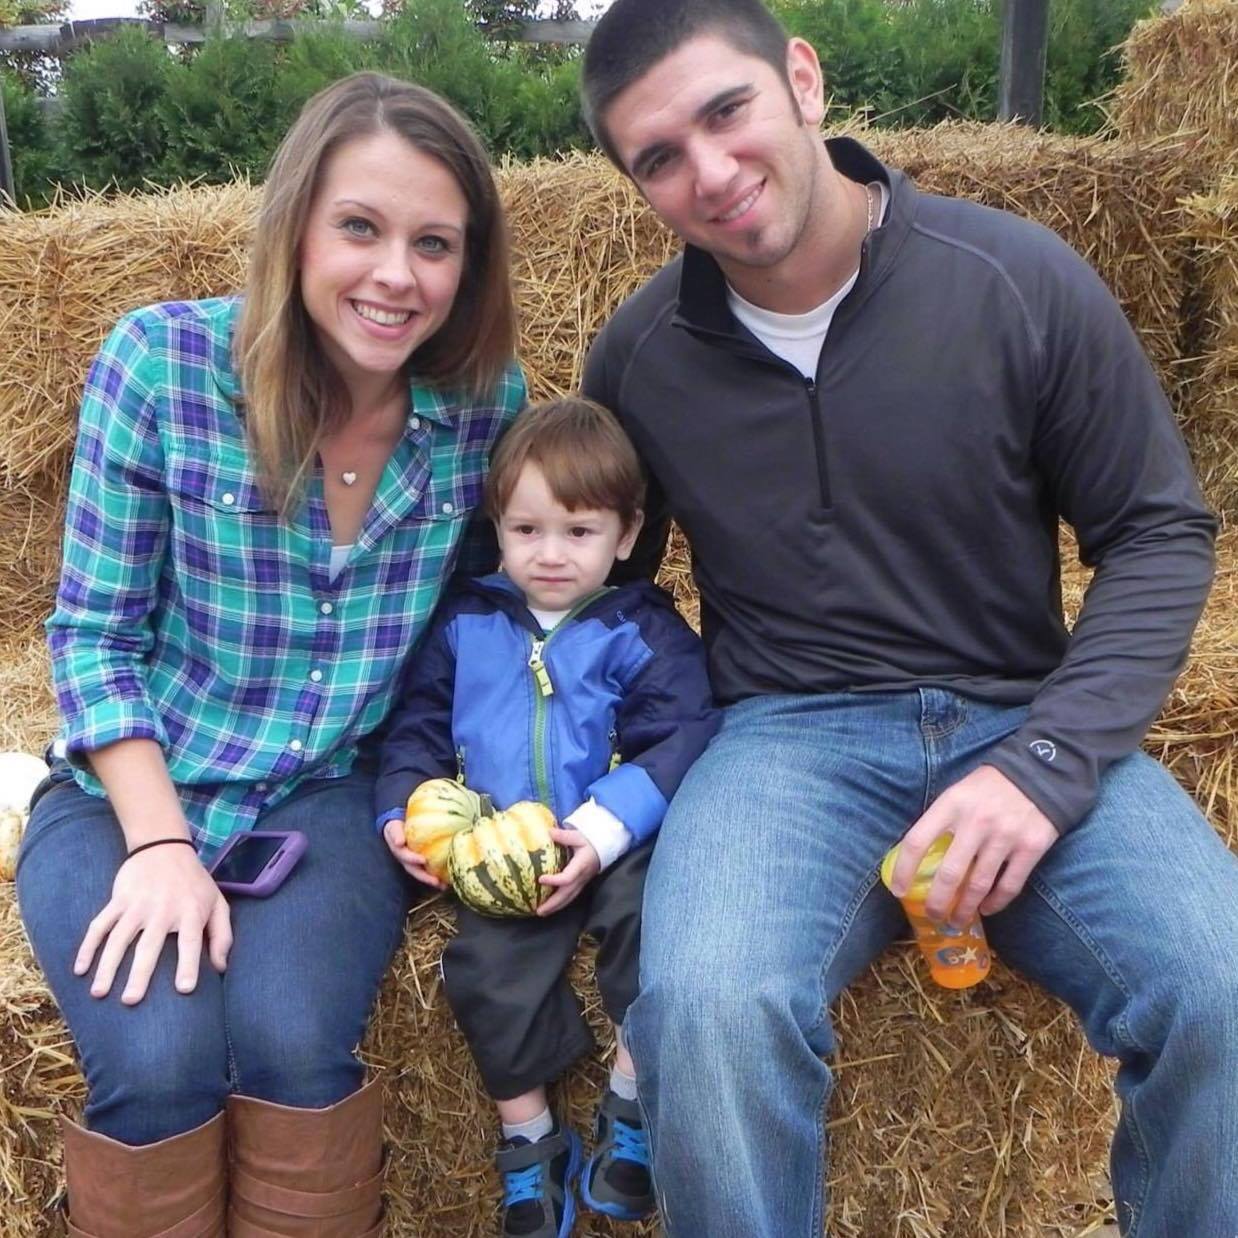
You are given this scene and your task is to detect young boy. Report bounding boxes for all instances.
[376,396,719,1238]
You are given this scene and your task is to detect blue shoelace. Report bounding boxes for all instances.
[611,1118,650,1167]
[503,1162,544,1207]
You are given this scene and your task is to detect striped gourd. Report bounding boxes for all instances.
[403,778,489,884]
[448,801,567,917]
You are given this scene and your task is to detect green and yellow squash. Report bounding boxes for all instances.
[448,801,567,918]
[403,778,489,884]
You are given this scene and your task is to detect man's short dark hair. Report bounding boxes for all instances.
[581,0,791,170]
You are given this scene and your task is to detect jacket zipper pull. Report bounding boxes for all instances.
[528,639,554,697]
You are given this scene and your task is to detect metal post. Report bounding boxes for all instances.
[204,0,225,40]
[998,0,1050,126]
[0,85,15,207]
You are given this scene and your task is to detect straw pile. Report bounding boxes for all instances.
[1,130,1235,1235]
[0,181,257,489]
[0,477,67,646]
[1111,0,1238,177]
[0,132,1211,490]
[7,133,1221,638]
[1182,177,1238,522]
[2,522,1235,1234]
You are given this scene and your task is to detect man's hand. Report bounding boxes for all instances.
[74,842,232,1006]
[889,765,1059,923]
[536,828,601,917]
[382,818,447,891]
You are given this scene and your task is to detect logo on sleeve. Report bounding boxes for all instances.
[1029,739,1057,763]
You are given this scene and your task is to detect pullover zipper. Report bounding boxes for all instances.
[802,377,831,509]
[696,333,832,511]
[526,587,612,808]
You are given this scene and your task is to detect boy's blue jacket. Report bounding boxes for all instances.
[375,574,719,840]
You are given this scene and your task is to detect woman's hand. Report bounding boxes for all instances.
[382,818,447,890]
[536,828,601,917]
[74,842,233,1006]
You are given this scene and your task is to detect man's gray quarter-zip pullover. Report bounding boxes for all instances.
[585,138,1216,833]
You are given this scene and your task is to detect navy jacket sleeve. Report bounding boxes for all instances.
[983,236,1216,831]
[374,608,460,821]
[585,594,720,842]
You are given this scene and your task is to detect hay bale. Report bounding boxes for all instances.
[0,133,1208,490]
[0,477,67,647]
[496,154,680,406]
[0,537,1234,1236]
[503,129,1203,414]
[0,638,56,757]
[1181,177,1238,523]
[1111,0,1238,176]
[0,182,257,489]
[0,135,1231,1234]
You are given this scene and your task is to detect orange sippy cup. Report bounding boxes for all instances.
[880,834,991,989]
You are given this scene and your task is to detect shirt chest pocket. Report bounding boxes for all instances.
[165,452,282,570]
[412,467,485,525]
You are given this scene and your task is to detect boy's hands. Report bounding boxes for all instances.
[537,828,600,916]
[382,818,447,891]
[381,816,603,910]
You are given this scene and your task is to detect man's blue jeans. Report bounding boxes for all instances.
[627,689,1238,1237]
[16,767,415,1145]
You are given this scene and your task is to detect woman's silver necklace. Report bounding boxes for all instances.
[333,389,409,486]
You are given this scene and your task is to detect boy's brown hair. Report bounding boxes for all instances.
[485,396,646,533]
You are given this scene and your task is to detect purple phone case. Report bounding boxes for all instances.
[209,829,308,897]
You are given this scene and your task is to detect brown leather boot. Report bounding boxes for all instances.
[226,1078,385,1237]
[61,1111,226,1238]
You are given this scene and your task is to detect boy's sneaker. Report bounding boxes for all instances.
[581,1090,655,1220]
[496,1119,582,1238]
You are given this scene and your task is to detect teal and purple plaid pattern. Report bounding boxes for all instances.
[49,298,524,851]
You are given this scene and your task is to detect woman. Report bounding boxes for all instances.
[16,72,522,1237]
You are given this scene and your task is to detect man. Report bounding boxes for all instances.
[579,1,1238,1235]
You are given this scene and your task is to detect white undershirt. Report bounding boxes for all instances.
[328,543,353,583]
[529,606,570,631]
[727,181,889,379]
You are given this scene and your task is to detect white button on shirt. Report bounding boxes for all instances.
[289,739,303,752]
[319,601,334,615]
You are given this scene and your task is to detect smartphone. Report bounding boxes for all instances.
[208,830,307,896]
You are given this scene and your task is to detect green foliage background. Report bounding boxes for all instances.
[1,0,1155,209]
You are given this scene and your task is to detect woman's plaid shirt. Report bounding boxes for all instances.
[48,298,525,851]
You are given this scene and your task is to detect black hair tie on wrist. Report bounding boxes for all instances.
[126,837,197,860]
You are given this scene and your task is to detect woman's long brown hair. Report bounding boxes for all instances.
[235,72,516,515]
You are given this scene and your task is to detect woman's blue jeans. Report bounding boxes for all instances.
[627,689,1238,1238]
[16,767,415,1145]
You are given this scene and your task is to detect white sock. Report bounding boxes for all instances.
[501,1106,554,1143]
[609,1062,638,1102]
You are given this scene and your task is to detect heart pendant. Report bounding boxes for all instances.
[341,471,358,487]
